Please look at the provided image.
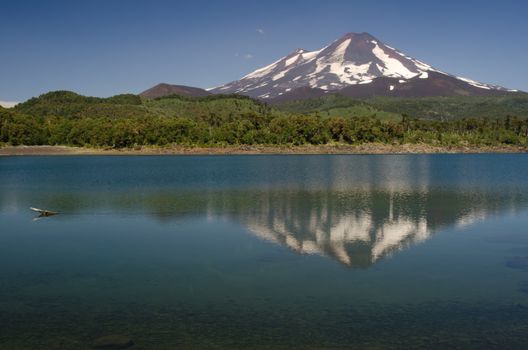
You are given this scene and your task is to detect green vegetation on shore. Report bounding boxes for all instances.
[279,94,528,120]
[1,91,528,148]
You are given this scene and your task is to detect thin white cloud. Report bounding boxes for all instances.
[235,52,254,59]
[257,28,264,34]
[0,101,19,108]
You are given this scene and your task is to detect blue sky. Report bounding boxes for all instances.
[1,0,527,102]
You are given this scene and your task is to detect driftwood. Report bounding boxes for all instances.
[30,207,58,217]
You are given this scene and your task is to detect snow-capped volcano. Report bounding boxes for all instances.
[210,32,514,100]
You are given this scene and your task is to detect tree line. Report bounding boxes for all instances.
[1,108,527,148]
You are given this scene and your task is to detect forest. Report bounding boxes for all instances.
[1,91,528,148]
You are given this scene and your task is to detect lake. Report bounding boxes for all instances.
[1,154,528,349]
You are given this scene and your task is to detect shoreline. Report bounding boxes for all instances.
[1,144,527,156]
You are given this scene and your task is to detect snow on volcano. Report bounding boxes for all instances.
[210,32,511,99]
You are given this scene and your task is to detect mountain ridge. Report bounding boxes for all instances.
[140,83,211,99]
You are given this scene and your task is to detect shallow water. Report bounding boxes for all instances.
[1,154,528,349]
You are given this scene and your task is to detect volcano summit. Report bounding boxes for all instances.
[208,32,517,101]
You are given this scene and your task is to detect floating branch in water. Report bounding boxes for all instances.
[30,207,58,217]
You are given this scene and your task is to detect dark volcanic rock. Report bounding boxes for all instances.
[338,72,510,98]
[269,86,327,104]
[93,335,133,349]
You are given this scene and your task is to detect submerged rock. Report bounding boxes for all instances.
[93,335,133,349]
[506,256,528,271]
[519,281,528,294]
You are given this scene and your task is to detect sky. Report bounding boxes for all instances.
[1,0,527,102]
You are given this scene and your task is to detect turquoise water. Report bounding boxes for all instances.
[1,154,528,349]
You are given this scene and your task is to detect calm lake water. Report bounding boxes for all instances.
[1,154,528,349]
